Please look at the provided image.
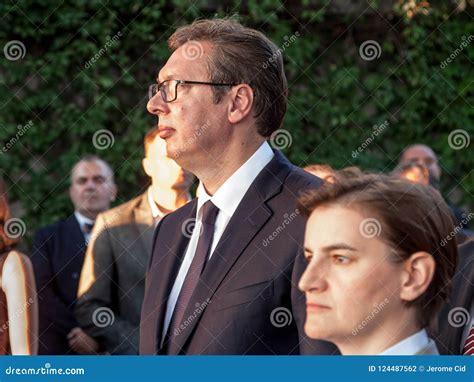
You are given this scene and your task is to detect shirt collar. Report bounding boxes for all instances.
[74,211,94,228]
[148,187,162,219]
[379,329,429,355]
[148,187,192,219]
[196,141,274,219]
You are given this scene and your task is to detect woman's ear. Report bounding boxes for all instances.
[228,84,254,124]
[399,251,435,302]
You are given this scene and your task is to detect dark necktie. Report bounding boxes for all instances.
[83,222,94,234]
[164,200,219,352]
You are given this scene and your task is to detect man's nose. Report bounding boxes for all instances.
[147,93,168,116]
[84,179,97,189]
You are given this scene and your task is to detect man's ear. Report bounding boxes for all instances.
[228,84,254,124]
[399,251,435,302]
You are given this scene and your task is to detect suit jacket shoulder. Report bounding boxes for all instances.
[99,193,147,224]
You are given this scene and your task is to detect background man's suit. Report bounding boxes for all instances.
[140,150,337,355]
[32,215,87,354]
[429,239,474,354]
[75,192,155,354]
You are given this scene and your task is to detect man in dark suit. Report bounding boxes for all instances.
[140,18,336,355]
[75,129,192,354]
[429,239,474,354]
[31,155,117,354]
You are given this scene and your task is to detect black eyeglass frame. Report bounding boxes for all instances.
[148,79,236,102]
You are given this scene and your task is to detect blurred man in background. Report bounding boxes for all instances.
[32,156,117,354]
[399,144,441,188]
[75,128,192,354]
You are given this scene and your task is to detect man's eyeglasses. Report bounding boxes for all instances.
[148,79,235,103]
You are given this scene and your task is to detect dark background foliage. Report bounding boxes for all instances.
[0,0,472,248]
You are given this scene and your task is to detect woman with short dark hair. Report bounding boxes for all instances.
[297,174,458,355]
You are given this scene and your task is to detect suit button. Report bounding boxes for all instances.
[72,272,79,279]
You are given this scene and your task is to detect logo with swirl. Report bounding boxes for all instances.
[359,40,381,61]
[448,129,470,150]
[4,40,26,61]
[181,218,203,238]
[359,218,381,238]
[92,129,115,150]
[182,41,204,61]
[270,307,293,328]
[92,307,115,328]
[447,307,470,328]
[4,218,26,239]
[269,129,293,150]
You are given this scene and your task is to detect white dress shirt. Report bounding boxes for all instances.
[147,187,166,220]
[379,329,433,355]
[161,142,274,342]
[74,211,95,243]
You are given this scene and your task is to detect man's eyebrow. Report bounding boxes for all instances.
[156,72,176,82]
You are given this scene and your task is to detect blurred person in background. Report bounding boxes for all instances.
[398,143,472,243]
[31,156,117,354]
[399,144,441,188]
[0,176,38,355]
[76,128,192,354]
[392,161,430,186]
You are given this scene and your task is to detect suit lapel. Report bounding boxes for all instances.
[68,214,87,255]
[65,215,88,284]
[169,151,293,353]
[133,192,154,255]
